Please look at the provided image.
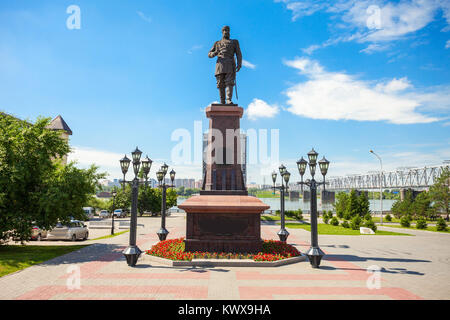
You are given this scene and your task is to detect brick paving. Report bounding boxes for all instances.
[0,213,449,300]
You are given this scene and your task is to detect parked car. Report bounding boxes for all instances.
[113,209,126,218]
[99,210,110,218]
[83,207,95,220]
[47,220,89,241]
[31,225,48,241]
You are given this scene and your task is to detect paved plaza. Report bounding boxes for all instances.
[0,213,449,300]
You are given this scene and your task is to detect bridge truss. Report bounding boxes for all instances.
[326,165,448,191]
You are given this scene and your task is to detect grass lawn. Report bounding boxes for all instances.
[0,245,88,277]
[372,217,436,224]
[91,230,129,240]
[379,224,450,233]
[250,190,282,198]
[284,223,412,236]
[261,215,300,222]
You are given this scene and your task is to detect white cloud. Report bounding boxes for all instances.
[246,98,280,120]
[242,59,256,69]
[137,11,152,24]
[374,77,412,93]
[276,0,450,53]
[68,146,172,180]
[359,43,391,54]
[283,57,445,124]
[446,40,450,49]
[188,44,203,54]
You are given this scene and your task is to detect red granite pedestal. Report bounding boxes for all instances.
[178,104,270,253]
[179,195,269,253]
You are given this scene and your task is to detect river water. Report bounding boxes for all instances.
[176,197,396,213]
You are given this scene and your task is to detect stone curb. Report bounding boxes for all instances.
[142,253,307,267]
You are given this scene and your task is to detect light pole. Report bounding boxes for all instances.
[296,157,307,195]
[111,189,117,235]
[156,163,176,241]
[272,164,290,242]
[370,150,383,225]
[119,147,153,267]
[297,148,330,268]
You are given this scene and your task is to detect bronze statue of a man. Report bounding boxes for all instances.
[208,26,242,104]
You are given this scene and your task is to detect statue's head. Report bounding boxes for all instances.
[222,26,230,39]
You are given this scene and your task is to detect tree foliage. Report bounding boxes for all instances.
[0,115,105,243]
[107,184,178,216]
[429,167,450,220]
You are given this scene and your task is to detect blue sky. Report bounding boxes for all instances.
[1,0,449,184]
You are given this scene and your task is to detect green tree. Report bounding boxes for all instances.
[358,192,370,217]
[0,115,105,243]
[411,192,432,220]
[346,189,359,218]
[428,167,450,220]
[334,192,349,219]
[391,189,414,218]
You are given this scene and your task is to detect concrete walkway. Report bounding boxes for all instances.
[0,213,449,300]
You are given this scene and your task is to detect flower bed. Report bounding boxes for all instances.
[145,238,300,262]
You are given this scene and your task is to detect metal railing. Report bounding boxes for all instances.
[326,165,448,190]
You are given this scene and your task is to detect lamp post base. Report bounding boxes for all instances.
[277,228,290,242]
[306,247,325,268]
[123,245,142,267]
[157,228,169,241]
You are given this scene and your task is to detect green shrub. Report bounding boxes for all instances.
[323,215,330,224]
[336,210,344,219]
[364,219,377,232]
[343,212,351,220]
[341,220,350,228]
[416,218,427,229]
[364,213,372,221]
[330,216,339,226]
[400,216,411,228]
[436,218,448,231]
[385,214,392,222]
[350,215,362,230]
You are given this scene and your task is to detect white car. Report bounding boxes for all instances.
[113,209,126,218]
[99,210,110,218]
[83,207,95,220]
[47,220,89,241]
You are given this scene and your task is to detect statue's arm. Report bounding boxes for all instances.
[235,40,242,71]
[208,42,218,58]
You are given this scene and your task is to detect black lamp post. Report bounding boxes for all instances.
[141,155,153,187]
[120,147,153,267]
[296,157,307,194]
[111,189,117,235]
[272,164,290,242]
[297,148,330,268]
[156,164,175,241]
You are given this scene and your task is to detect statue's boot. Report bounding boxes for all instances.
[219,87,226,104]
[226,85,233,104]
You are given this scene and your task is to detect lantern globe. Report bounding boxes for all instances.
[161,163,169,176]
[131,147,142,163]
[319,156,330,176]
[283,171,291,185]
[170,169,176,183]
[271,171,277,184]
[307,148,318,165]
[279,164,286,175]
[120,155,131,175]
[296,157,307,176]
[141,155,152,175]
[156,170,164,183]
